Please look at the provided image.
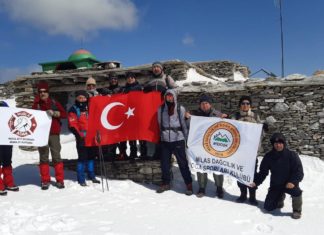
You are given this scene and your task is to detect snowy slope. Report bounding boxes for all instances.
[0,135,323,235]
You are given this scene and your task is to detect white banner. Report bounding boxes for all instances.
[0,107,51,146]
[187,116,263,186]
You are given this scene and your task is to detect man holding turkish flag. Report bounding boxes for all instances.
[85,91,163,146]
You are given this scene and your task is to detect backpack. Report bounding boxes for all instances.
[160,103,184,133]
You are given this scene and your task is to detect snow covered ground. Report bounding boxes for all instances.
[1,132,323,235]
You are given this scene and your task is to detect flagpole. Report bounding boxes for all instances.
[279,0,285,78]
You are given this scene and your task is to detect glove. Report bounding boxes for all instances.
[46,109,54,117]
[53,111,60,118]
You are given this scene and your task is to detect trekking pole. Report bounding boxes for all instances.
[96,130,109,192]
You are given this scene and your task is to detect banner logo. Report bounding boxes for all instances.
[203,121,240,158]
[8,111,37,137]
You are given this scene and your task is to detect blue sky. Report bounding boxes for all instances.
[0,0,323,83]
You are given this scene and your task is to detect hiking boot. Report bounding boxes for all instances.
[55,182,65,189]
[80,182,87,187]
[41,182,50,190]
[277,194,286,209]
[6,185,19,191]
[292,211,302,219]
[249,197,258,205]
[0,189,7,196]
[292,195,302,219]
[236,195,247,203]
[249,189,258,205]
[91,178,101,184]
[196,188,205,198]
[156,184,170,193]
[185,183,193,196]
[216,186,224,198]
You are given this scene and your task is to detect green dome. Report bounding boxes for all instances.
[68,49,97,61]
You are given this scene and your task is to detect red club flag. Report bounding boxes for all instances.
[85,91,163,146]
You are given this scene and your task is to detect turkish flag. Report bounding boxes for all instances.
[85,91,163,146]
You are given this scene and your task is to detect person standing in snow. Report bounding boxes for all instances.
[32,82,67,190]
[0,101,19,196]
[156,89,193,195]
[186,94,228,198]
[231,96,261,205]
[251,132,304,219]
[68,90,101,186]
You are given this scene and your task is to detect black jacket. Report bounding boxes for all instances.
[255,148,304,188]
[121,81,142,93]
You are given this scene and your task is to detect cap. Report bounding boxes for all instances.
[86,77,96,86]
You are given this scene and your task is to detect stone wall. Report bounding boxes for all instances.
[0,81,15,99]
[63,159,162,184]
[179,77,324,158]
[193,61,250,78]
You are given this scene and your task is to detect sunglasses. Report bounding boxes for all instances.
[241,102,250,105]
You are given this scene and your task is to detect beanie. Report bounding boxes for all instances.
[86,77,96,86]
[125,72,136,79]
[37,82,49,92]
[239,96,252,106]
[199,94,212,104]
[152,61,163,70]
[270,132,286,146]
[75,90,89,99]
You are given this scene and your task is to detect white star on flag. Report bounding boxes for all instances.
[125,107,135,119]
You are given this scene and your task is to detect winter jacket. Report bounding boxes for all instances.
[143,73,177,93]
[68,105,88,144]
[231,110,260,123]
[32,97,67,135]
[158,89,188,142]
[120,81,142,93]
[191,107,223,118]
[255,144,304,188]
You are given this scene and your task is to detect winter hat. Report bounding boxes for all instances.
[125,72,136,79]
[270,132,286,146]
[108,73,118,81]
[152,61,163,70]
[239,95,252,106]
[75,90,89,99]
[199,94,212,104]
[37,82,49,92]
[86,77,96,86]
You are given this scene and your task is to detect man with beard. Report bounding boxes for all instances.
[143,61,177,94]
[251,133,304,219]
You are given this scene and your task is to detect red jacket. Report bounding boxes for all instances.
[68,107,88,139]
[32,96,67,135]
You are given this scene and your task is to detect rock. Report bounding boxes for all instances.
[266,116,277,125]
[272,103,289,112]
[284,73,306,81]
[290,101,306,111]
